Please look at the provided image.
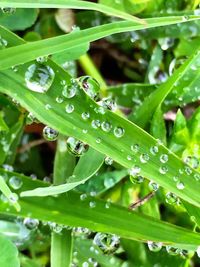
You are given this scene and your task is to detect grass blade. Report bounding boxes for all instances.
[0,168,200,251]
[0,16,200,70]
[0,0,143,23]
[21,148,104,196]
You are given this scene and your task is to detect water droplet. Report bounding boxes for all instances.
[99,97,117,112]
[45,104,52,110]
[9,176,23,190]
[93,233,119,254]
[130,175,144,184]
[25,63,55,93]
[43,126,58,141]
[105,157,113,165]
[184,156,199,169]
[150,145,159,155]
[148,181,159,191]
[79,76,100,101]
[81,112,90,120]
[0,35,8,49]
[80,194,87,201]
[129,165,141,176]
[131,144,139,153]
[8,193,18,204]
[166,246,179,255]
[105,202,111,209]
[140,153,149,163]
[67,137,89,157]
[23,218,39,230]
[166,192,180,205]
[147,241,162,252]
[1,7,16,14]
[96,138,101,144]
[62,84,77,99]
[101,121,112,132]
[56,96,64,103]
[89,201,96,208]
[184,166,192,175]
[36,56,48,63]
[160,154,168,163]
[159,166,168,174]
[91,119,101,129]
[176,181,185,190]
[65,104,74,113]
[182,15,190,21]
[113,127,125,138]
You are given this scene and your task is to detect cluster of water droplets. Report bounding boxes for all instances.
[1,7,16,14]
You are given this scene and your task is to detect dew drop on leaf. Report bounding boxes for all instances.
[150,145,159,155]
[25,63,55,93]
[176,181,185,190]
[23,218,39,230]
[0,35,8,49]
[1,7,16,14]
[62,84,77,99]
[79,76,100,101]
[105,156,113,165]
[65,104,74,113]
[43,126,58,141]
[165,192,180,205]
[101,121,112,132]
[81,112,90,120]
[113,126,125,138]
[160,154,168,163]
[140,153,150,163]
[147,241,162,252]
[93,233,120,254]
[148,181,159,191]
[9,176,23,190]
[67,137,89,157]
[130,175,144,184]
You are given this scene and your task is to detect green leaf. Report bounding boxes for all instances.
[0,114,9,131]
[0,8,38,31]
[0,169,200,251]
[169,110,190,154]
[150,106,166,145]
[77,169,128,195]
[0,15,200,70]
[0,0,143,23]
[131,48,200,128]
[0,233,20,267]
[21,148,104,196]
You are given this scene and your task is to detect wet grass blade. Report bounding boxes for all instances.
[21,148,104,196]
[0,16,200,70]
[131,49,200,128]
[0,168,200,251]
[0,0,143,23]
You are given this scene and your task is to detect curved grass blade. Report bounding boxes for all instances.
[21,148,104,196]
[0,169,200,251]
[0,0,143,23]
[131,49,200,128]
[0,15,200,71]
